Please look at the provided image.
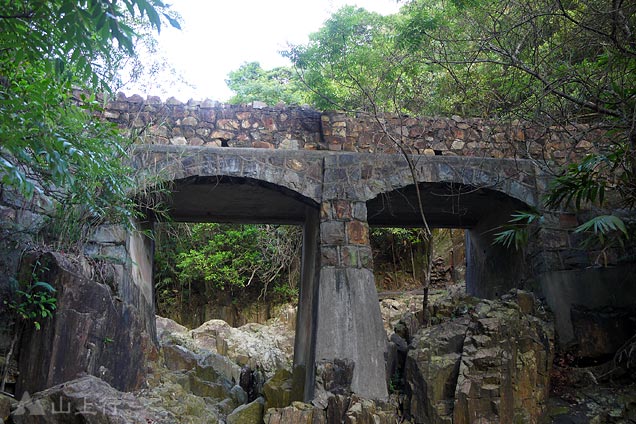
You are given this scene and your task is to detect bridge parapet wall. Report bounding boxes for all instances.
[321,113,608,163]
[103,92,607,163]
[102,93,323,149]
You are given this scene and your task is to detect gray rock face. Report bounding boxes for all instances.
[405,290,554,424]
[264,394,397,424]
[158,315,294,380]
[405,318,470,423]
[264,401,318,424]
[226,397,264,424]
[16,252,156,396]
[11,375,165,424]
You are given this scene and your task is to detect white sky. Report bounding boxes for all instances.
[125,0,401,102]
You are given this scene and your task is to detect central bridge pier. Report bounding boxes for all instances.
[132,145,543,401]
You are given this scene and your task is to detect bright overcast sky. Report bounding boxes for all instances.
[125,0,401,102]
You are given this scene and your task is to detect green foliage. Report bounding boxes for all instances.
[0,0,175,86]
[0,0,179,247]
[154,223,302,319]
[575,215,628,240]
[493,211,543,251]
[1,78,134,215]
[4,259,57,330]
[226,62,310,106]
[371,227,434,287]
[279,0,634,261]
[284,6,424,113]
[176,224,263,290]
[6,282,57,331]
[546,145,634,211]
[574,215,630,264]
[543,143,633,258]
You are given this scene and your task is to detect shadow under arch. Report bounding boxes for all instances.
[158,175,319,224]
[366,181,535,298]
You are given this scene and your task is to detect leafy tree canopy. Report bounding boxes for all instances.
[226,62,310,106]
[154,223,302,321]
[0,1,179,244]
[284,6,415,112]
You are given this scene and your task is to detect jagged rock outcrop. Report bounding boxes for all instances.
[263,395,397,424]
[404,290,554,424]
[262,369,296,410]
[156,315,294,379]
[406,318,470,423]
[226,397,265,424]
[264,401,317,424]
[15,252,156,396]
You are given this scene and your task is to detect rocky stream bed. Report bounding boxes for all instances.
[2,284,635,423]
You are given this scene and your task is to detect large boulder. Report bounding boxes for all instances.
[263,369,294,410]
[189,319,293,378]
[226,397,265,424]
[155,315,188,344]
[264,395,397,424]
[405,290,554,424]
[136,373,223,423]
[404,318,470,423]
[343,395,397,424]
[265,401,318,424]
[10,375,167,423]
[163,343,199,371]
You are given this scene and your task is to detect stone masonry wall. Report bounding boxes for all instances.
[100,92,609,165]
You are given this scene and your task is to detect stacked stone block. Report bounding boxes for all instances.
[100,92,609,165]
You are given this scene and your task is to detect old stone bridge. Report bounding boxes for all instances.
[91,94,608,401]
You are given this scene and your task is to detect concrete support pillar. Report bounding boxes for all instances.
[312,199,388,400]
[465,206,527,298]
[293,206,321,401]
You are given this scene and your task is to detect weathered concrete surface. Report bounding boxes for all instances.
[540,264,636,356]
[313,268,388,400]
[16,252,156,396]
[293,208,320,400]
[465,203,528,299]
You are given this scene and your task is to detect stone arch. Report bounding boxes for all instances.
[132,146,325,401]
[364,158,539,299]
[358,155,540,209]
[132,145,324,207]
[366,181,533,228]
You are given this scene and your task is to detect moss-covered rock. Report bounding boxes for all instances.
[263,368,295,410]
[405,290,554,424]
[227,397,264,424]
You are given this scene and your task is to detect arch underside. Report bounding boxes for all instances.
[163,175,319,224]
[367,182,532,228]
